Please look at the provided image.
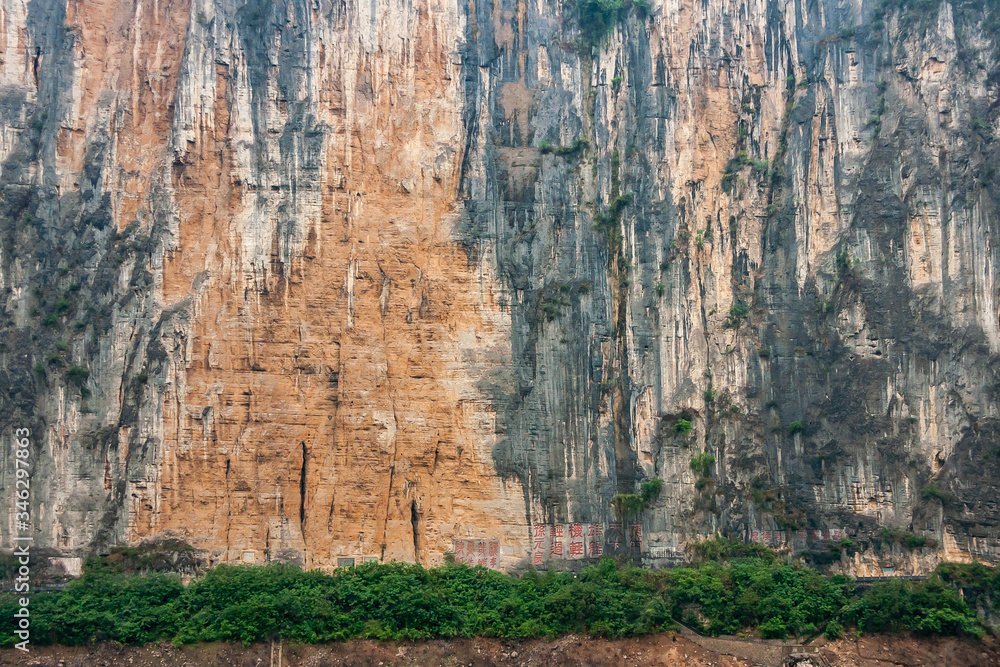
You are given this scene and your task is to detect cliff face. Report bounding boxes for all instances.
[1,0,998,575]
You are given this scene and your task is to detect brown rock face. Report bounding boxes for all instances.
[146,0,530,566]
[0,0,998,575]
[0,0,529,568]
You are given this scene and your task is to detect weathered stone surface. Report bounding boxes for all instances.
[0,0,997,575]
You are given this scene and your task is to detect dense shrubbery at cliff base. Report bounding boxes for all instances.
[1,542,995,647]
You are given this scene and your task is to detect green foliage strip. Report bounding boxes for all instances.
[1,544,993,647]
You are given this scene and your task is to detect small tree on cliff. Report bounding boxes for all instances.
[611,478,664,553]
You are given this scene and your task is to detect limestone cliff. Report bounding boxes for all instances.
[0,0,998,576]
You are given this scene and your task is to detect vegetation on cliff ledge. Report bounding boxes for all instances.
[578,0,648,46]
[1,541,995,647]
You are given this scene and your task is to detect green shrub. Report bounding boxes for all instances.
[66,365,89,386]
[579,0,625,45]
[0,553,991,648]
[825,618,844,639]
[724,302,749,328]
[880,527,902,542]
[611,493,646,518]
[609,193,632,216]
[640,479,663,503]
[540,138,589,157]
[758,616,786,639]
[836,248,854,276]
[690,453,716,477]
[936,561,1000,615]
[609,479,663,521]
[922,483,946,502]
[690,538,778,563]
[674,418,692,434]
[556,138,590,156]
[788,421,804,435]
[843,576,979,636]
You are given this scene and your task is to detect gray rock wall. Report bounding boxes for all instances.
[0,0,996,574]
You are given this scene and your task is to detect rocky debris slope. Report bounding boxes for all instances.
[2,634,999,667]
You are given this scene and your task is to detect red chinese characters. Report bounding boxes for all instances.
[586,523,603,557]
[566,523,585,559]
[453,539,503,570]
[630,524,642,551]
[452,540,474,566]
[531,523,605,565]
[529,523,617,562]
[607,523,623,553]
[531,525,549,566]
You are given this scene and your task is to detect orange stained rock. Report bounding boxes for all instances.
[138,0,529,568]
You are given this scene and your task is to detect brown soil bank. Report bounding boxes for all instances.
[2,633,998,667]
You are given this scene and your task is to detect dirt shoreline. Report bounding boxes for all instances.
[2,632,998,666]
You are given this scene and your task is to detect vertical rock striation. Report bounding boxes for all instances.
[0,0,997,575]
